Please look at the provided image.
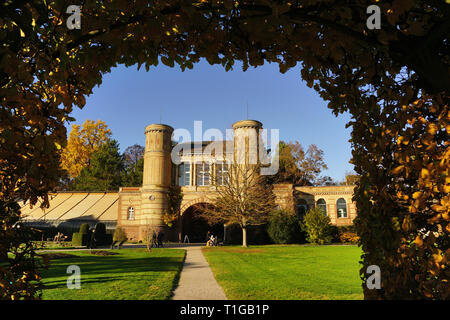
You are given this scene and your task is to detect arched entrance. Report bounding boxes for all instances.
[181,203,223,243]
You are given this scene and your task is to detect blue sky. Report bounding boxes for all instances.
[67,59,354,182]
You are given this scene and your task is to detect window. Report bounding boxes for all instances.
[317,198,327,215]
[178,162,191,186]
[336,198,347,218]
[127,207,135,220]
[196,162,210,186]
[216,162,229,185]
[296,199,309,219]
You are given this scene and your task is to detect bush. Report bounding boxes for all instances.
[339,231,359,244]
[72,233,89,246]
[94,223,106,236]
[79,223,90,234]
[267,210,305,244]
[113,227,127,242]
[302,207,334,245]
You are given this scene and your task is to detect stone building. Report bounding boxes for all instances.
[20,119,356,242]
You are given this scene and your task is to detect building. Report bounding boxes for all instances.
[20,120,356,241]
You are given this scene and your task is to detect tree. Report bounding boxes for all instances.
[61,119,112,180]
[121,144,145,187]
[269,141,328,185]
[302,207,334,245]
[122,157,144,187]
[340,171,360,186]
[123,144,145,170]
[201,163,276,247]
[0,201,46,300]
[73,140,125,191]
[163,185,183,228]
[267,210,304,244]
[1,0,448,299]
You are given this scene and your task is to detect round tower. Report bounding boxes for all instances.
[140,124,173,236]
[232,120,263,165]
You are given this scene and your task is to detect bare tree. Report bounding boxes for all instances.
[200,163,276,247]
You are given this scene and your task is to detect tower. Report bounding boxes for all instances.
[140,123,173,235]
[232,120,263,165]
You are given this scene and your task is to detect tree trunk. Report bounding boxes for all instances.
[242,226,247,248]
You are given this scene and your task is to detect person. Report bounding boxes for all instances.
[206,230,211,243]
[157,231,164,248]
[183,234,190,243]
[208,234,216,247]
[53,232,61,242]
[88,227,96,249]
[151,231,157,248]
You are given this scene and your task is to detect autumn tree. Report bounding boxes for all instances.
[73,140,124,191]
[201,163,276,247]
[61,119,112,181]
[340,171,360,186]
[269,141,328,185]
[1,0,448,299]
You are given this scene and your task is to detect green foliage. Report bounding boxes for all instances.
[0,200,45,299]
[113,227,128,242]
[79,223,90,234]
[267,210,305,244]
[302,207,334,245]
[71,233,89,246]
[122,157,144,187]
[94,223,106,236]
[73,140,125,191]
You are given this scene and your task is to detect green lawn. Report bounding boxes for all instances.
[40,248,185,300]
[203,245,363,300]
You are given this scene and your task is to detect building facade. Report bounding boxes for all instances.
[117,120,357,241]
[20,119,356,241]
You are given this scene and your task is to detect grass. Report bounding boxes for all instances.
[203,244,363,300]
[39,248,185,300]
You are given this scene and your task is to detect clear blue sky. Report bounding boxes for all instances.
[67,59,354,182]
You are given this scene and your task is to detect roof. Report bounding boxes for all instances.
[19,192,119,222]
[173,140,234,155]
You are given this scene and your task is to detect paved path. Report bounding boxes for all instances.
[172,245,227,300]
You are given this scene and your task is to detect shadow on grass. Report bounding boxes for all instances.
[40,251,185,292]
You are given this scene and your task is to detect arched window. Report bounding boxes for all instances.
[296,199,309,219]
[317,198,327,215]
[127,207,135,220]
[336,198,347,218]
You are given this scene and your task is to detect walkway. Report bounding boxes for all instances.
[172,245,227,300]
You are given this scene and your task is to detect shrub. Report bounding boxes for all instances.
[72,233,89,246]
[302,207,334,245]
[267,210,305,244]
[79,223,90,234]
[113,227,127,243]
[94,223,106,236]
[339,231,360,244]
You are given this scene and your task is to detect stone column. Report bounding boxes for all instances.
[140,124,173,237]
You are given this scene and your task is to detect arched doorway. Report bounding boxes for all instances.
[181,203,223,243]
